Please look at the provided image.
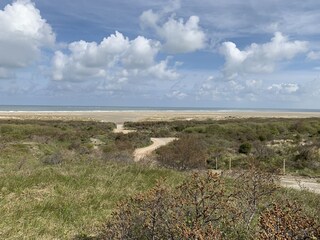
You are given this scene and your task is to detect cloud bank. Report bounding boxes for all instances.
[52,31,178,82]
[219,32,308,79]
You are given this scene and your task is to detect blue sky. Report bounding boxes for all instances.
[0,0,320,108]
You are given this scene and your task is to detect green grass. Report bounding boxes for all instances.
[0,161,184,239]
[0,120,184,239]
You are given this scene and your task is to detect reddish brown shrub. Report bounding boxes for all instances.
[98,172,236,240]
[258,202,320,240]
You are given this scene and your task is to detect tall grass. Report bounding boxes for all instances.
[0,161,184,239]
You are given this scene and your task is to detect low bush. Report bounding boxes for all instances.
[97,169,318,239]
[98,172,237,239]
[42,152,64,165]
[156,135,208,170]
[258,202,320,239]
[239,142,252,155]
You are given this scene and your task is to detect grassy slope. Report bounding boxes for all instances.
[0,161,184,239]
[0,120,184,239]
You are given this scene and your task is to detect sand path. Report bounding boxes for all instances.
[280,176,320,194]
[134,138,177,162]
[112,124,177,161]
[113,124,136,134]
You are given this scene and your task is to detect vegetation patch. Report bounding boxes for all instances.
[1,118,320,239]
[97,169,320,240]
[127,118,320,176]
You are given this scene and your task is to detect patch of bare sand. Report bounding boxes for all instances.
[113,124,136,134]
[133,138,177,162]
[280,176,320,194]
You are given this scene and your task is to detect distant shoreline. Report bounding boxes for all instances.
[0,105,320,113]
[1,110,320,123]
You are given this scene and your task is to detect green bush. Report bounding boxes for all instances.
[239,143,252,155]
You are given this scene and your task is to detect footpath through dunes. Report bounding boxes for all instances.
[112,122,320,194]
[113,123,136,134]
[280,176,320,194]
[112,123,177,161]
[134,138,177,162]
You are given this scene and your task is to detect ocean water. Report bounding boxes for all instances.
[0,105,319,112]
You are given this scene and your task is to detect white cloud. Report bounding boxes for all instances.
[307,51,320,60]
[195,70,310,105]
[0,0,55,76]
[52,31,178,82]
[245,79,262,88]
[267,83,299,94]
[140,9,206,53]
[140,10,159,29]
[122,36,160,69]
[166,90,187,99]
[147,60,179,79]
[220,32,308,79]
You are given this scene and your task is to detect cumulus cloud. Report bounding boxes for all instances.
[195,69,308,105]
[267,83,299,94]
[52,31,178,82]
[146,59,179,79]
[0,0,55,77]
[140,9,206,53]
[219,32,308,79]
[122,36,160,69]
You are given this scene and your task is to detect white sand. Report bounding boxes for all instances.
[0,110,320,123]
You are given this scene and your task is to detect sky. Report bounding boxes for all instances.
[0,0,320,108]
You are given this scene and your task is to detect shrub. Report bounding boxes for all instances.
[234,166,279,228]
[98,169,313,240]
[258,202,320,239]
[98,172,237,240]
[156,135,208,170]
[239,142,252,155]
[104,151,134,163]
[291,145,320,170]
[42,152,64,165]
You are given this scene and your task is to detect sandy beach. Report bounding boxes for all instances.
[1,110,320,123]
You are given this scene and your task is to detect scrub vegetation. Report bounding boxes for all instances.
[0,118,319,239]
[126,118,320,177]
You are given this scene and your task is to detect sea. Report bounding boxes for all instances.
[0,105,319,113]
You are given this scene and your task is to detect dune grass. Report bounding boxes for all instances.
[0,120,184,239]
[0,160,184,239]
